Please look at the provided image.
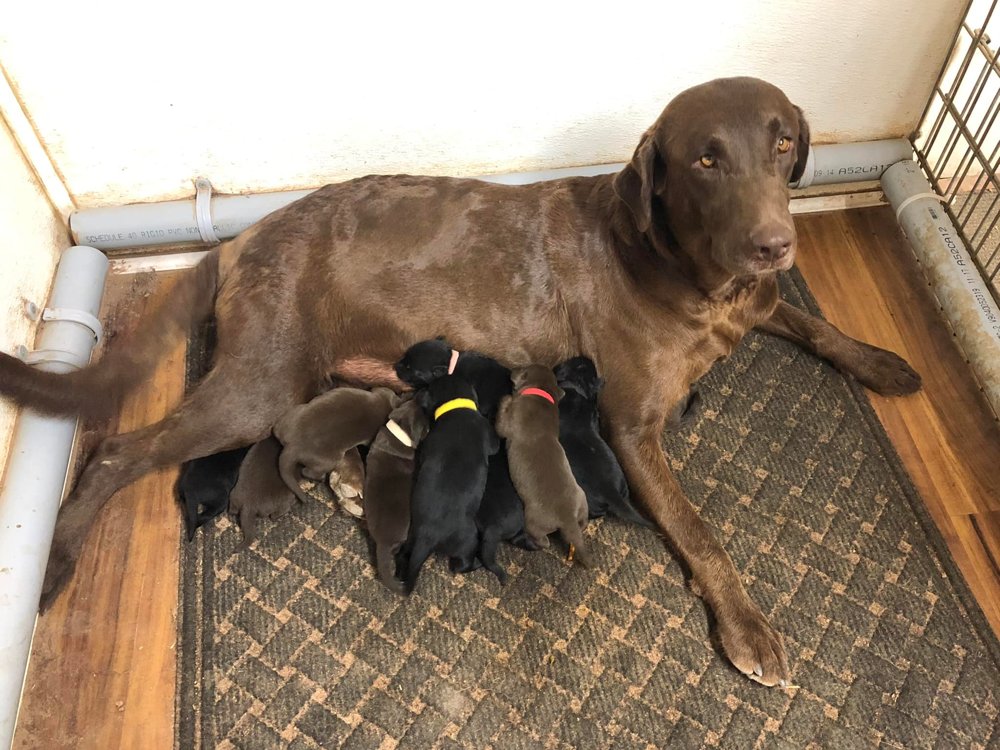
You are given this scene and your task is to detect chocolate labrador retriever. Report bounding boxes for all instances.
[0,76,921,688]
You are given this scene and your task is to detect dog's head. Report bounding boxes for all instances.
[553,356,604,400]
[395,337,453,387]
[614,77,809,278]
[511,365,565,402]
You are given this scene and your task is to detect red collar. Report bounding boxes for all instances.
[520,387,555,404]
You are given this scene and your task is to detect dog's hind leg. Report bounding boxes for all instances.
[40,365,306,611]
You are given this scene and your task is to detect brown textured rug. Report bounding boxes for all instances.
[175,270,1000,750]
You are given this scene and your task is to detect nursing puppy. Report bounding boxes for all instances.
[229,436,296,547]
[476,443,539,584]
[363,397,429,593]
[554,357,651,528]
[496,365,591,566]
[395,338,512,418]
[177,446,251,541]
[397,375,499,593]
[273,387,398,503]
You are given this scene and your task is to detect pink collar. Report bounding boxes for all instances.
[520,387,555,404]
[447,348,460,375]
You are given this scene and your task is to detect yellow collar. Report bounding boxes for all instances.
[385,419,413,447]
[433,398,478,421]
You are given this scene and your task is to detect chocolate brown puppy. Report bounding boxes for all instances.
[273,387,398,503]
[496,365,591,567]
[229,436,296,547]
[363,397,429,593]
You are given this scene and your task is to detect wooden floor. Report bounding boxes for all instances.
[12,206,1000,748]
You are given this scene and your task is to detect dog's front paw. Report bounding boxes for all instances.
[850,344,922,396]
[718,604,789,687]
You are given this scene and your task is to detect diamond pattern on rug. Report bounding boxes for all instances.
[176,271,1000,749]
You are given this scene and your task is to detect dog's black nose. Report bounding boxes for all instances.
[751,224,793,261]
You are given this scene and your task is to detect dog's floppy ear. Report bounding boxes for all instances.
[416,387,433,413]
[613,131,667,233]
[790,105,811,185]
[553,385,566,403]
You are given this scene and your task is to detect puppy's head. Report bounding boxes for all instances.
[553,356,604,399]
[395,337,453,387]
[389,398,430,446]
[511,365,565,402]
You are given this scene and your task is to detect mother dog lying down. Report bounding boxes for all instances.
[0,76,921,687]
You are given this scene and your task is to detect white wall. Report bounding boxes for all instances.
[0,116,69,479]
[0,0,965,210]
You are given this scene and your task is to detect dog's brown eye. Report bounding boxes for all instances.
[700,154,716,168]
[777,137,793,153]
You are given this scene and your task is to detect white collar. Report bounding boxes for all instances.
[385,419,413,448]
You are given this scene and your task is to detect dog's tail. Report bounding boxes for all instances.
[0,248,221,419]
[278,447,313,504]
[238,511,258,549]
[560,523,592,568]
[400,538,434,594]
[376,542,404,594]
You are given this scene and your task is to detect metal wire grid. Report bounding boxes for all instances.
[913,0,1000,302]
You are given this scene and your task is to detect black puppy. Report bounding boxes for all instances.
[553,357,651,528]
[397,375,500,593]
[395,338,511,418]
[476,442,539,584]
[177,446,251,541]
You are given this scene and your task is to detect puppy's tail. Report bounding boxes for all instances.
[0,248,221,420]
[238,511,258,549]
[376,543,404,595]
[401,538,433,594]
[278,447,313,504]
[560,524,592,568]
[609,495,654,528]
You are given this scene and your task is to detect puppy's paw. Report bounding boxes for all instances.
[336,495,365,518]
[718,604,789,688]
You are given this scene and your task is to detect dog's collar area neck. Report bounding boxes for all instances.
[447,349,460,375]
[519,387,555,405]
[433,397,477,421]
[385,419,413,447]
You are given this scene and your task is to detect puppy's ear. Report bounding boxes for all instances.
[416,387,433,413]
[613,131,667,233]
[510,368,527,391]
[553,385,566,402]
[790,105,811,185]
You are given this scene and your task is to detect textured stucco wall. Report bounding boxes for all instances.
[0,0,965,209]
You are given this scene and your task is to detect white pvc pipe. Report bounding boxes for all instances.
[0,246,108,750]
[883,160,1000,417]
[71,141,913,251]
[790,139,913,189]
